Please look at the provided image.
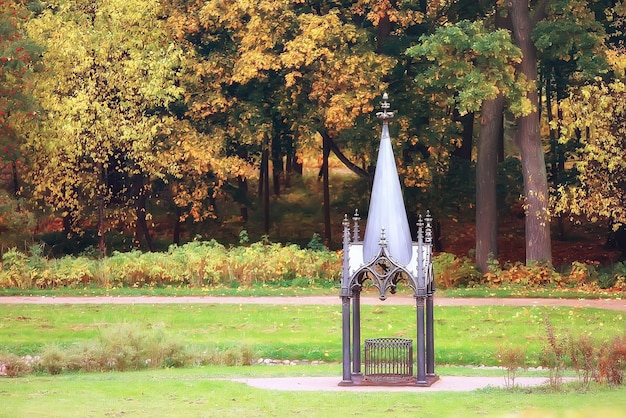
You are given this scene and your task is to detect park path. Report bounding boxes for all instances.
[0,295,624,311]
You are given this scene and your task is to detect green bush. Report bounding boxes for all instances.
[0,238,341,290]
[433,253,482,289]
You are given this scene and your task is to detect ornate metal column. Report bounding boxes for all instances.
[340,215,352,384]
[425,212,436,376]
[416,296,426,384]
[351,210,362,376]
[352,288,361,376]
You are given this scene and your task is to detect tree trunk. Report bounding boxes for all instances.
[319,129,370,179]
[132,173,154,252]
[546,67,565,239]
[10,161,19,197]
[272,137,283,196]
[172,204,181,245]
[237,174,249,222]
[262,147,270,234]
[322,131,332,247]
[508,0,552,264]
[476,95,504,273]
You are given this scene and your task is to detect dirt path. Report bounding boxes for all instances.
[0,295,624,311]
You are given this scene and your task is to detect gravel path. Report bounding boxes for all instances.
[1,295,624,311]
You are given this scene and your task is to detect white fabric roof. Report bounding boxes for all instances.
[362,122,413,266]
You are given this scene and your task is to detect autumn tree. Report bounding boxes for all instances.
[22,0,188,254]
[556,38,626,252]
[0,1,41,196]
[407,20,529,271]
[168,0,395,244]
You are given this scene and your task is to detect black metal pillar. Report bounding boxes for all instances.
[416,297,426,384]
[341,296,352,383]
[352,290,361,375]
[426,292,435,376]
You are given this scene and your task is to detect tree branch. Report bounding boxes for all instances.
[531,0,550,26]
[318,130,371,179]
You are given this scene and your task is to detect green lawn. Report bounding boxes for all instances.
[1,303,623,366]
[2,367,626,417]
[1,302,625,417]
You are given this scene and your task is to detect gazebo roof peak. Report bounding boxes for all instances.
[376,92,394,122]
[362,93,413,266]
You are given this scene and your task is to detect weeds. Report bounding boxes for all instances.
[6,323,257,377]
[497,344,527,389]
[539,316,626,390]
[540,315,568,390]
[597,335,626,386]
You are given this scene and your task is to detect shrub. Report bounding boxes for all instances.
[39,344,68,375]
[0,352,31,377]
[195,345,256,366]
[484,261,562,287]
[597,335,626,386]
[433,253,481,288]
[497,344,528,389]
[539,315,568,390]
[568,333,597,389]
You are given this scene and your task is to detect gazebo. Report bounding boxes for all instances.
[339,94,436,386]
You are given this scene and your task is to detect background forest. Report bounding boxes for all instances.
[1,0,625,281]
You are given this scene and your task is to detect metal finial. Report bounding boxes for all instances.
[378,227,387,248]
[376,93,394,121]
[425,210,433,245]
[417,214,424,243]
[352,209,361,242]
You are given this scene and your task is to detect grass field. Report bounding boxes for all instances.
[2,366,626,417]
[1,302,625,417]
[1,303,624,364]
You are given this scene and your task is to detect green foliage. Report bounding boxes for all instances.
[0,237,342,289]
[433,252,482,289]
[0,191,35,235]
[406,20,530,116]
[533,0,608,81]
[306,233,326,251]
[37,323,191,374]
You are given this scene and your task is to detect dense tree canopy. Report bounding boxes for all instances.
[21,0,193,252]
[0,0,622,268]
[0,1,41,187]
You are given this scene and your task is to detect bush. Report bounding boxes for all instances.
[540,315,568,390]
[195,345,256,367]
[0,352,31,377]
[597,335,626,386]
[433,253,481,288]
[497,344,528,389]
[0,237,342,290]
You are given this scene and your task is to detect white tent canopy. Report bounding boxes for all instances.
[362,107,412,265]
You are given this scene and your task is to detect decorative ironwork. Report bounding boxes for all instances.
[376,92,394,121]
[364,338,414,383]
[339,93,437,387]
[352,209,361,242]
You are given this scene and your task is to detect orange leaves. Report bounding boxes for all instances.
[351,0,423,29]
